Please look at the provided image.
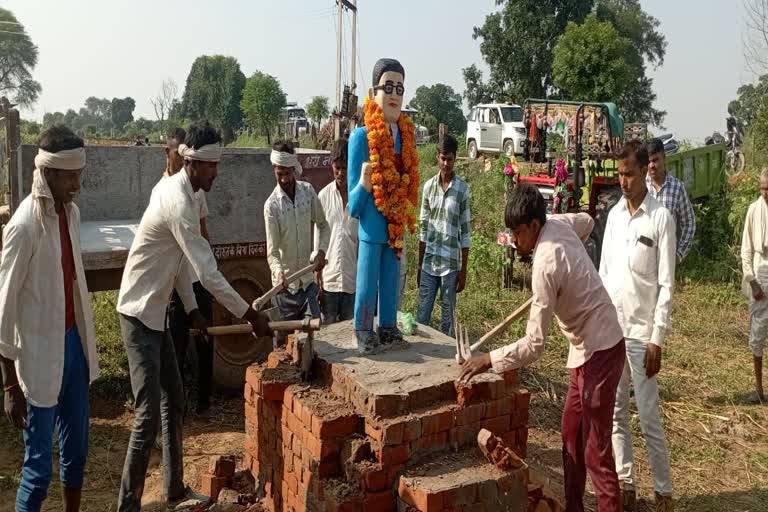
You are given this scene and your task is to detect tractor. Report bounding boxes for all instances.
[518,99,625,268]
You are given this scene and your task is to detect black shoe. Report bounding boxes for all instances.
[355,330,380,355]
[378,326,405,345]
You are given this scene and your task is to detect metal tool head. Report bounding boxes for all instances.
[454,315,472,365]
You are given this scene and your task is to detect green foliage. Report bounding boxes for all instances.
[469,0,666,125]
[553,14,636,103]
[240,71,286,145]
[409,83,466,136]
[110,97,136,131]
[0,8,41,107]
[461,64,493,106]
[305,96,330,130]
[181,55,246,143]
[471,0,594,101]
[729,76,768,128]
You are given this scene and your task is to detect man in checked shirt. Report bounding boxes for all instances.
[646,138,696,263]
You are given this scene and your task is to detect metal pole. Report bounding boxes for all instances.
[350,0,357,92]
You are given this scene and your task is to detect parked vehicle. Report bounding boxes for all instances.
[725,115,746,175]
[466,103,526,159]
[401,106,431,145]
[656,133,680,155]
[278,103,309,140]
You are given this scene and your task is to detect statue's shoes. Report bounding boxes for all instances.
[377,326,405,346]
[356,330,380,355]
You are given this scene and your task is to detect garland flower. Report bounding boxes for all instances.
[364,97,420,257]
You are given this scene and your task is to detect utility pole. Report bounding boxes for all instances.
[334,0,343,141]
[334,0,359,141]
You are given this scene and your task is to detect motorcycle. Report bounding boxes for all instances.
[725,116,746,176]
[656,133,679,155]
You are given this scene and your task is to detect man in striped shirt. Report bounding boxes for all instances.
[646,138,696,263]
[416,135,470,336]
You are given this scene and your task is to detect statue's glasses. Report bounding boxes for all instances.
[373,82,405,97]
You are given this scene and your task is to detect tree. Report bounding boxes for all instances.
[150,79,179,125]
[110,97,136,131]
[471,0,594,101]
[745,0,768,74]
[461,64,493,107]
[409,83,466,136]
[594,0,666,125]
[553,14,636,104]
[730,76,768,128]
[240,71,286,145]
[306,96,330,131]
[181,55,246,143]
[470,0,666,124]
[0,8,41,107]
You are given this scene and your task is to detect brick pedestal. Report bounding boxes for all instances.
[241,321,532,512]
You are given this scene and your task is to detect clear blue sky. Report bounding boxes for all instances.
[3,0,751,142]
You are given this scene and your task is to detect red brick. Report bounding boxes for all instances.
[516,389,531,410]
[442,482,479,507]
[363,489,396,511]
[303,430,341,461]
[515,428,529,458]
[402,417,422,442]
[312,413,359,439]
[488,378,508,399]
[503,369,519,388]
[326,493,364,512]
[386,464,405,488]
[286,410,304,436]
[318,459,341,478]
[199,473,227,501]
[486,396,514,418]
[481,415,510,436]
[244,402,259,426]
[243,382,254,404]
[363,467,389,492]
[478,480,499,505]
[285,470,299,496]
[464,504,488,512]
[411,431,448,455]
[398,478,443,512]
[209,455,236,478]
[454,402,486,426]
[262,379,290,401]
[421,409,454,436]
[407,382,445,410]
[245,365,263,391]
[366,419,405,446]
[448,425,477,450]
[376,443,411,466]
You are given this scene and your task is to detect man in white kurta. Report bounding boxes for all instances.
[740,168,768,404]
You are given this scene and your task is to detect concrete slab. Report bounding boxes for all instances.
[312,320,507,418]
[80,219,139,270]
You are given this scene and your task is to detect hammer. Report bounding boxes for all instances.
[455,297,533,364]
[189,263,317,337]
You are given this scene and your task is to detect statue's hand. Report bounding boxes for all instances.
[360,162,373,192]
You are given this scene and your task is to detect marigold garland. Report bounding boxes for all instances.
[364,97,420,258]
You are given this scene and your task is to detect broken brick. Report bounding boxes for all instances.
[199,473,228,501]
[209,455,236,478]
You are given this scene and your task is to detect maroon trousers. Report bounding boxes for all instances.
[561,339,625,512]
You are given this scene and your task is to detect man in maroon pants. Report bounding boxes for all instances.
[459,183,625,512]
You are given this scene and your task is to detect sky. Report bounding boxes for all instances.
[1,0,754,142]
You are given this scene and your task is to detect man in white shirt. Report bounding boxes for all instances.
[0,125,99,512]
[740,167,768,404]
[265,140,330,343]
[599,140,676,512]
[315,139,358,323]
[163,126,215,414]
[116,121,270,511]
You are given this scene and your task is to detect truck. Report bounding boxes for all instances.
[511,98,726,269]
[1,109,334,390]
[465,103,527,159]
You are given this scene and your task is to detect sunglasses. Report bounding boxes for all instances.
[374,82,405,97]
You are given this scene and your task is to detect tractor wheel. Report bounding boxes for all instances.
[588,186,623,269]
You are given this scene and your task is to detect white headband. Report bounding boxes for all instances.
[270,150,303,176]
[34,148,86,171]
[178,143,222,163]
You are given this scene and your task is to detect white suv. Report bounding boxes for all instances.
[466,103,526,159]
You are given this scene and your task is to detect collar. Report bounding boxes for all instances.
[180,168,196,202]
[619,190,652,217]
[275,180,301,202]
[438,173,455,190]
[647,172,669,191]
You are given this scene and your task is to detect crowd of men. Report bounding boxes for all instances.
[0,116,764,512]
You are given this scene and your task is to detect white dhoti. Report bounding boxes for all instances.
[749,268,768,358]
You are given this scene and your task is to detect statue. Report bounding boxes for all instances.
[348,58,419,354]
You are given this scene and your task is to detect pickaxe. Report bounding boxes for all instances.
[455,297,533,364]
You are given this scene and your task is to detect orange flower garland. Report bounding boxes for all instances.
[364,97,420,258]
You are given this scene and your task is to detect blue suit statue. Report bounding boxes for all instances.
[348,58,413,354]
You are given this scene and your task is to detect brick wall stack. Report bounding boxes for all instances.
[239,339,532,512]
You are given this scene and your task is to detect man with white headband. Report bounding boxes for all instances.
[116,120,271,511]
[0,125,99,512]
[265,140,329,343]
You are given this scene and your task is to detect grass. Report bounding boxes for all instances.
[0,147,766,510]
